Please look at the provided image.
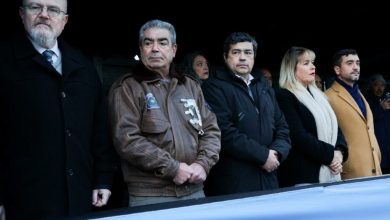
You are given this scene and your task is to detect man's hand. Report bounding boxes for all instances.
[380,98,390,110]
[0,205,5,220]
[92,189,111,207]
[173,163,194,185]
[261,149,280,172]
[188,163,207,184]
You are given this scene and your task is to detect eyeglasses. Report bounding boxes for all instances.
[24,4,67,17]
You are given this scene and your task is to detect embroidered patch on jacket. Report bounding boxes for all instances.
[146,93,160,109]
[180,98,204,135]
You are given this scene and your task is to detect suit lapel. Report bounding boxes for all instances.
[333,81,366,122]
[13,34,59,74]
[360,92,373,125]
[59,40,84,78]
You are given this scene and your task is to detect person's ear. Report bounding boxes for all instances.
[334,66,340,76]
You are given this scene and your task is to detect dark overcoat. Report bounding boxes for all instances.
[202,68,290,196]
[0,34,115,219]
[366,93,390,171]
[276,89,348,187]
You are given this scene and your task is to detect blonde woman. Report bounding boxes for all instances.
[276,47,348,187]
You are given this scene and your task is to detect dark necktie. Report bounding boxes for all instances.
[42,50,55,64]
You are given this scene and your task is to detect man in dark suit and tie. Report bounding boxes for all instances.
[0,0,115,219]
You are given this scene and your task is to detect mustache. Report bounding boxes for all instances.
[148,56,162,60]
[34,21,52,28]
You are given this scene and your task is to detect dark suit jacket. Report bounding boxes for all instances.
[0,34,115,219]
[202,68,291,196]
[276,88,348,187]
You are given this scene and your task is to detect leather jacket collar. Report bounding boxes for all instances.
[133,62,186,84]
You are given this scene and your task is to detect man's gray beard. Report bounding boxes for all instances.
[29,28,55,48]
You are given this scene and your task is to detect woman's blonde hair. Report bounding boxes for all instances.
[279,46,316,91]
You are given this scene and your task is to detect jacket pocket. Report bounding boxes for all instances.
[141,117,170,134]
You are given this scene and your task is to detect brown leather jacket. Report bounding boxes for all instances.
[108,64,221,197]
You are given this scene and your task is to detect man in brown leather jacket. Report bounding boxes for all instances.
[108,19,221,207]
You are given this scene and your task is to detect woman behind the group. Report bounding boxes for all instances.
[276,47,348,187]
[182,51,210,83]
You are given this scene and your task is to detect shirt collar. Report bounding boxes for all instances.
[235,73,254,86]
[29,37,60,58]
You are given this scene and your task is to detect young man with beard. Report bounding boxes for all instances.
[326,49,382,179]
[0,0,115,219]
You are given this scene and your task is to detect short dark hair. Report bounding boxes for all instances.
[223,32,258,58]
[332,49,358,67]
